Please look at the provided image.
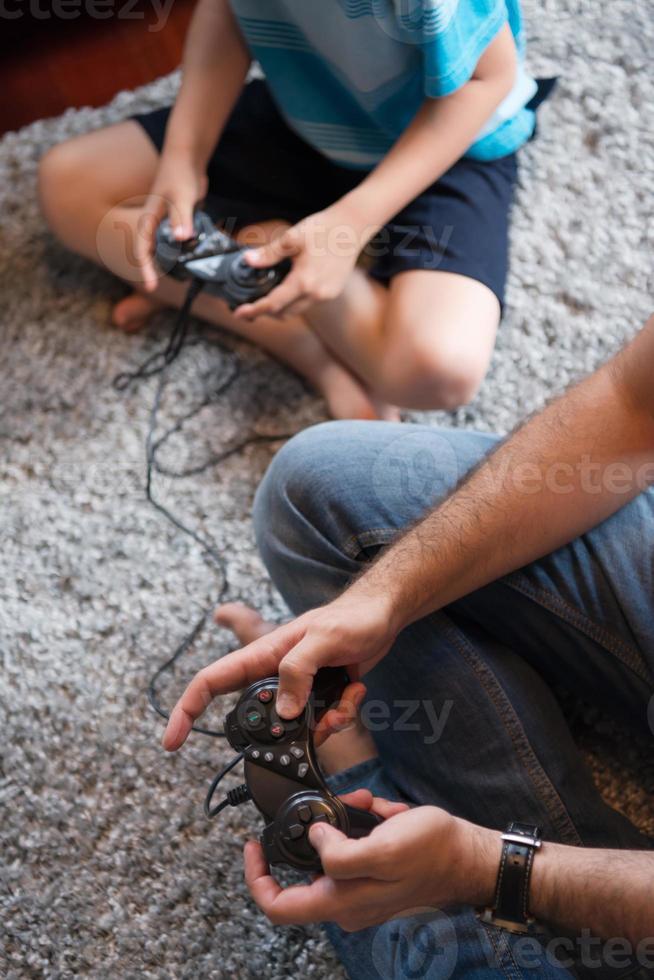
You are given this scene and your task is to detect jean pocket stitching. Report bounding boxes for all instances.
[480,922,525,980]
[437,612,583,846]
[504,572,653,687]
[342,527,398,560]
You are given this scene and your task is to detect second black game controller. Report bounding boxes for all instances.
[155,210,291,310]
[223,668,381,871]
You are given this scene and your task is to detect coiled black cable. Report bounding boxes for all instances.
[204,755,249,818]
[112,280,298,811]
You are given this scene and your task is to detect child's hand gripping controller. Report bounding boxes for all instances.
[224,668,381,871]
[155,210,291,309]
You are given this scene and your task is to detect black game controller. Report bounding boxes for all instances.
[155,210,291,309]
[224,668,381,871]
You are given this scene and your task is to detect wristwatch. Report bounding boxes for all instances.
[478,821,544,934]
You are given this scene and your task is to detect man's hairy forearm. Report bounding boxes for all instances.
[470,827,653,946]
[531,841,654,946]
[164,0,250,166]
[352,316,654,630]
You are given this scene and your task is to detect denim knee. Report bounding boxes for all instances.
[253,421,367,609]
[251,419,494,613]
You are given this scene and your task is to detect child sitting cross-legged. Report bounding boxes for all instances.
[39,0,545,420]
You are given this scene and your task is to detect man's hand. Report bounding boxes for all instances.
[233,201,368,320]
[162,590,398,750]
[244,789,500,929]
[246,791,654,946]
[136,151,209,292]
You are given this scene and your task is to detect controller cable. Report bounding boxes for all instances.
[112,280,297,817]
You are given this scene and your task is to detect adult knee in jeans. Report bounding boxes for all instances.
[254,421,344,569]
[253,420,494,583]
[253,419,387,608]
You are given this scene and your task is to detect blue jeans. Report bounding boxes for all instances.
[252,422,654,980]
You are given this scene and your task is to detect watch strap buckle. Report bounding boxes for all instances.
[479,821,544,934]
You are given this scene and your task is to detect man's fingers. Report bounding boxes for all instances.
[369,797,410,819]
[243,840,284,909]
[244,840,347,925]
[276,636,363,719]
[313,681,366,746]
[161,621,305,750]
[308,824,378,880]
[337,790,409,821]
[338,789,374,811]
[275,635,326,718]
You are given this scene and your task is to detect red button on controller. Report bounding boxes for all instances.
[270,723,285,738]
[257,689,274,703]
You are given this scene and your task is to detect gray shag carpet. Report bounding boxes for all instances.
[1,1,653,976]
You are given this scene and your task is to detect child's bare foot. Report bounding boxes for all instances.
[111,292,400,421]
[111,291,162,332]
[313,359,401,422]
[214,602,276,645]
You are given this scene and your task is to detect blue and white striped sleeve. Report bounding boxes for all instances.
[419,0,511,97]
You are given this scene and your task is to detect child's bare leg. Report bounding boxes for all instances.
[305,267,500,411]
[214,602,377,775]
[39,121,495,414]
[37,122,392,421]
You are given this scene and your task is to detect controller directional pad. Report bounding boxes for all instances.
[270,792,341,869]
[222,669,381,871]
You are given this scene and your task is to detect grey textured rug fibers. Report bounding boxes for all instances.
[1,0,653,976]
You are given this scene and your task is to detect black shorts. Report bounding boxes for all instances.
[133,78,518,306]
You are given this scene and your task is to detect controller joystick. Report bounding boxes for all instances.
[263,792,344,870]
[154,211,290,310]
[222,668,381,871]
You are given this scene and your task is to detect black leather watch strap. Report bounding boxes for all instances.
[479,821,544,934]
